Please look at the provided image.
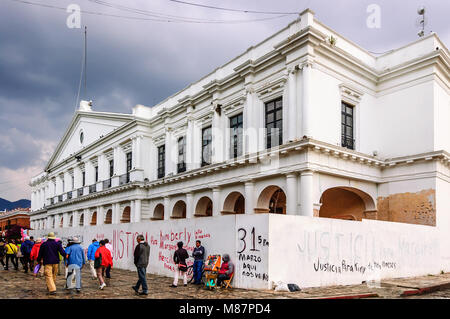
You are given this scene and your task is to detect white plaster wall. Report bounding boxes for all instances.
[368,81,435,158]
[268,215,443,288]
[434,82,450,152]
[309,68,341,146]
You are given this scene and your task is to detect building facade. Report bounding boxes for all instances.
[0,208,30,232]
[29,10,450,288]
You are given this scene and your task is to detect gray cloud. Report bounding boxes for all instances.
[0,0,448,200]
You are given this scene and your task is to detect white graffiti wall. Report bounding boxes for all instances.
[268,215,443,288]
[31,214,448,290]
[30,215,270,290]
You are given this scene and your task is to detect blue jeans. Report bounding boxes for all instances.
[193,260,203,284]
[67,264,82,289]
[136,267,148,293]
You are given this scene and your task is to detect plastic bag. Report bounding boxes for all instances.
[33,264,41,274]
[274,281,289,292]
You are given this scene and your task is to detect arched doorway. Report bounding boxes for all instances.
[90,211,97,226]
[195,196,213,217]
[153,204,164,220]
[319,187,376,221]
[121,206,131,223]
[79,213,84,226]
[255,185,286,214]
[222,192,245,214]
[104,209,112,224]
[69,215,73,227]
[172,200,187,219]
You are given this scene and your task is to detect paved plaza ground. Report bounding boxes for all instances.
[1,266,450,299]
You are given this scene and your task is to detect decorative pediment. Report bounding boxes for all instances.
[45,111,133,171]
[339,83,364,105]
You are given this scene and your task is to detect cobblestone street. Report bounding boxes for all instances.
[1,266,450,299]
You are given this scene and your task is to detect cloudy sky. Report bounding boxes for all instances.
[0,0,448,201]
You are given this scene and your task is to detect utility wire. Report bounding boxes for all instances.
[87,0,289,23]
[6,0,289,23]
[166,0,299,15]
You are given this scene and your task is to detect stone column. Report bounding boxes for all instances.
[73,211,79,228]
[301,61,313,138]
[288,66,298,142]
[62,212,69,228]
[130,200,136,223]
[212,187,221,217]
[165,128,174,176]
[134,199,142,222]
[300,170,314,217]
[244,180,255,214]
[186,192,194,219]
[186,113,194,170]
[212,102,225,164]
[97,206,104,226]
[83,209,90,227]
[286,173,298,215]
[245,87,258,155]
[164,197,170,220]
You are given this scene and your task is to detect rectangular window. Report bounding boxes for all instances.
[109,160,114,178]
[126,152,132,172]
[177,136,186,173]
[158,145,165,178]
[95,166,99,182]
[202,126,212,166]
[265,97,283,149]
[82,171,85,187]
[230,113,243,159]
[71,176,74,190]
[341,102,354,150]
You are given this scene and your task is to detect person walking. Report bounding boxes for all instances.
[94,240,112,290]
[30,238,43,277]
[132,234,150,296]
[192,240,205,285]
[20,236,34,273]
[0,239,6,269]
[104,238,113,279]
[171,241,189,288]
[216,254,234,288]
[87,239,99,280]
[4,239,18,270]
[65,237,85,293]
[37,232,66,295]
[15,239,24,270]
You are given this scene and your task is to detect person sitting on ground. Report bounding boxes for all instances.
[171,241,189,288]
[216,254,234,288]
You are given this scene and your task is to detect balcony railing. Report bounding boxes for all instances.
[157,167,165,179]
[119,173,130,185]
[103,178,112,189]
[177,162,186,174]
[77,188,84,197]
[341,135,355,150]
[50,198,54,205]
[58,195,63,202]
[89,184,97,194]
[67,192,72,200]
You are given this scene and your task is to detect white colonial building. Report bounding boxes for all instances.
[29,10,450,289]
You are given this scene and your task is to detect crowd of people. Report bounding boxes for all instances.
[0,234,234,296]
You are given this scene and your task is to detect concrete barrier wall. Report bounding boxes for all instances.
[31,214,448,290]
[30,214,270,290]
[269,215,444,288]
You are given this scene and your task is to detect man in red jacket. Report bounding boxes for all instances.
[94,240,113,290]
